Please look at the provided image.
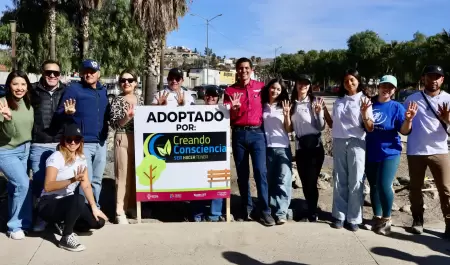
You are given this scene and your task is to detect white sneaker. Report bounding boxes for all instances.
[9,230,25,240]
[33,219,47,232]
[116,215,129,224]
[59,233,86,252]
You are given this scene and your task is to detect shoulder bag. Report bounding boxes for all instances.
[421,91,450,136]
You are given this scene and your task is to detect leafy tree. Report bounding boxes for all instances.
[136,155,167,188]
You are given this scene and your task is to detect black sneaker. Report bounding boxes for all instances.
[411,216,424,235]
[331,219,344,229]
[308,214,318,223]
[260,213,275,226]
[59,233,86,252]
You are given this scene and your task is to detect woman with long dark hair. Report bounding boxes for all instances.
[289,74,325,222]
[37,123,107,251]
[0,70,33,240]
[110,69,143,224]
[323,69,374,231]
[261,78,292,225]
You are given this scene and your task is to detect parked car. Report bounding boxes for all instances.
[0,85,5,97]
[397,89,417,103]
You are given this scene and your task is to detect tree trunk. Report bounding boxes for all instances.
[159,36,165,91]
[144,35,160,105]
[81,10,89,59]
[49,3,56,60]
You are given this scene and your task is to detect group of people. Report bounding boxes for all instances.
[222,58,450,241]
[1,56,449,253]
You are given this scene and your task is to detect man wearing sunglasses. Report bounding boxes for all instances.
[57,59,110,209]
[152,68,194,106]
[29,60,67,232]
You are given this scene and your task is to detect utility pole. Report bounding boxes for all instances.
[191,13,222,85]
[10,20,17,71]
[273,46,282,77]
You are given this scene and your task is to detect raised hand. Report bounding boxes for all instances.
[438,102,450,124]
[405,101,418,121]
[156,91,169,106]
[230,92,242,110]
[175,89,185,105]
[312,97,324,114]
[64,99,76,115]
[282,100,291,116]
[126,103,135,118]
[0,99,11,121]
[360,97,372,117]
[73,165,86,182]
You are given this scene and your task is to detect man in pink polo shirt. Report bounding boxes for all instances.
[224,57,275,226]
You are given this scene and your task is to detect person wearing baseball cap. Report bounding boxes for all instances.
[56,59,110,209]
[403,65,450,239]
[152,67,194,107]
[190,85,223,222]
[364,74,418,235]
[36,122,107,252]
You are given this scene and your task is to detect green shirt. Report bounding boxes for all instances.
[0,99,34,149]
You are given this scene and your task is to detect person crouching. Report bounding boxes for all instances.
[36,123,108,252]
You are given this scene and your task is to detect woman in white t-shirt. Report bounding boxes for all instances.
[288,74,326,222]
[323,69,374,231]
[37,123,108,252]
[261,78,292,225]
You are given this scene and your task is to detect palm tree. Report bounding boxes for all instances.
[46,0,58,60]
[76,0,103,59]
[131,0,189,104]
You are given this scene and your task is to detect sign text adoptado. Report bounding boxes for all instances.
[134,105,231,202]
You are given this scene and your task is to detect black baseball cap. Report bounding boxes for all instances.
[422,65,444,76]
[168,68,183,80]
[296,74,312,84]
[64,123,83,138]
[205,86,219,96]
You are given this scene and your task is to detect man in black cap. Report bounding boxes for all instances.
[152,68,194,107]
[404,65,450,239]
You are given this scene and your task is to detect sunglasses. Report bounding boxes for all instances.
[44,70,61,77]
[119,78,136,84]
[168,76,182,82]
[65,136,82,144]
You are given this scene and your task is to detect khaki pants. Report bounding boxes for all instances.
[114,133,136,216]
[408,154,450,223]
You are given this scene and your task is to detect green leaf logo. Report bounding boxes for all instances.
[157,147,167,156]
[157,140,172,157]
[164,140,172,155]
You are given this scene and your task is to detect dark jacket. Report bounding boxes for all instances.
[57,80,109,143]
[30,79,66,143]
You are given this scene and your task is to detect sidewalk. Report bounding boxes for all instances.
[2,221,449,265]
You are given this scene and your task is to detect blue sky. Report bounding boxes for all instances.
[0,0,449,59]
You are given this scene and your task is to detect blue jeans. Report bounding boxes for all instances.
[267,147,292,219]
[29,144,57,199]
[232,127,270,215]
[365,155,400,218]
[82,142,107,208]
[192,199,224,221]
[0,142,32,232]
[332,138,366,224]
